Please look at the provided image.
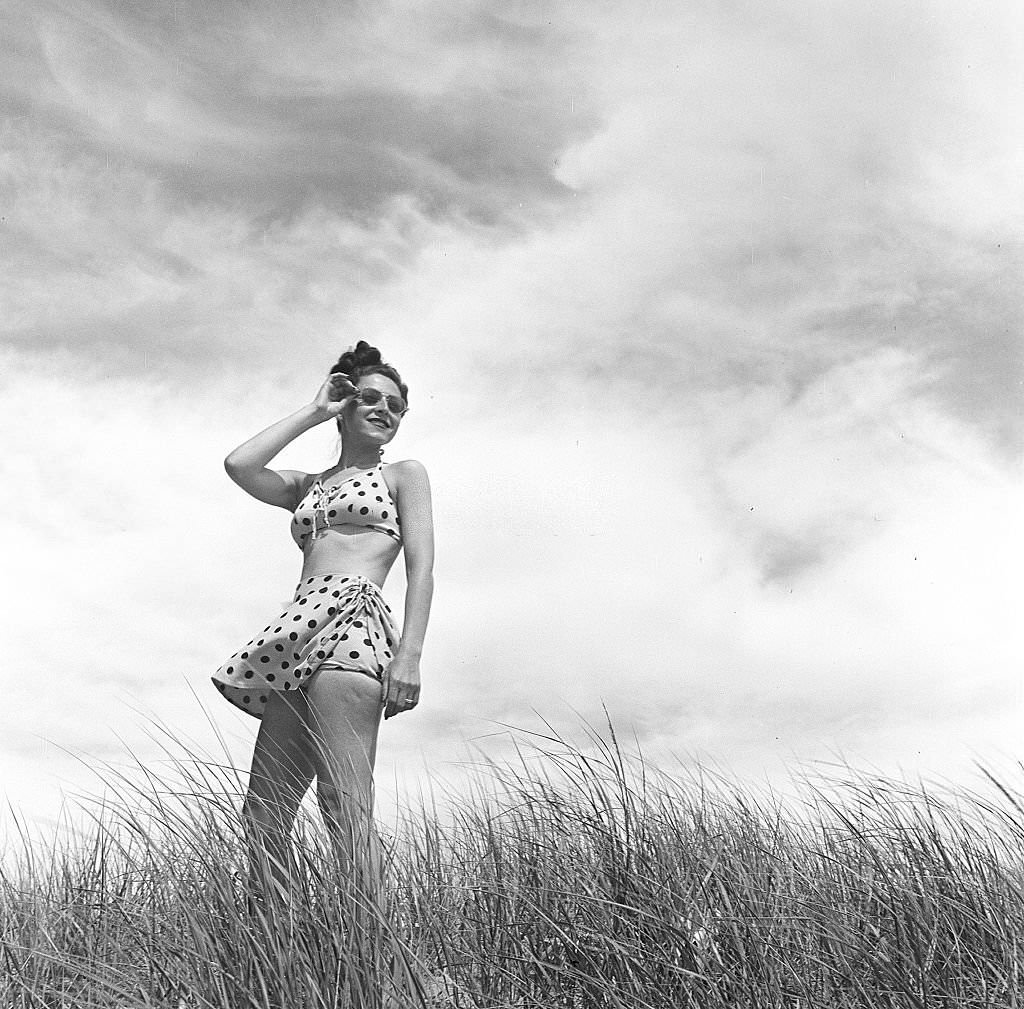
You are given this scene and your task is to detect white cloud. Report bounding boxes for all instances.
[2,0,1021,835]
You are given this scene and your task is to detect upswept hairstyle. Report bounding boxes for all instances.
[330,341,408,404]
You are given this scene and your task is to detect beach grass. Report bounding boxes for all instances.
[2,721,1022,1008]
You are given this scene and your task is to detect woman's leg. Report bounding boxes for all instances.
[304,668,384,878]
[307,668,417,1005]
[242,690,317,900]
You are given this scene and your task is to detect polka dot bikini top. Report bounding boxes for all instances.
[291,464,401,548]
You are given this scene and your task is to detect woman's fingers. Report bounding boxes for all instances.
[314,373,358,414]
[383,680,419,719]
[328,374,358,400]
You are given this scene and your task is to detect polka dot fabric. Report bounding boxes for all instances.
[211,574,400,719]
[291,463,401,549]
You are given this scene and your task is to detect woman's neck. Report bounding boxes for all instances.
[338,447,380,471]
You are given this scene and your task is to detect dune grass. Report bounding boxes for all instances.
[2,721,1023,1008]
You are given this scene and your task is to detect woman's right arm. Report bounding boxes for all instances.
[224,374,355,509]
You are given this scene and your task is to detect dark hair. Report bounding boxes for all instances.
[330,341,409,403]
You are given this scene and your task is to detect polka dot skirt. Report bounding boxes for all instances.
[211,573,400,719]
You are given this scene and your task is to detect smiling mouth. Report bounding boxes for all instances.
[368,418,390,430]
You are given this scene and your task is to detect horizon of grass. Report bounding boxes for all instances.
[2,717,1023,1008]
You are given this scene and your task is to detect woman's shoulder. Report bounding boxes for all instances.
[381,459,430,495]
[383,458,428,477]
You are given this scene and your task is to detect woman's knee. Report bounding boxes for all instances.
[316,777,347,821]
[242,790,273,831]
[316,776,370,826]
[243,786,299,834]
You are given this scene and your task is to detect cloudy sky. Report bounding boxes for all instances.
[2,0,1022,835]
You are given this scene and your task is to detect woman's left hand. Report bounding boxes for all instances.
[382,653,421,719]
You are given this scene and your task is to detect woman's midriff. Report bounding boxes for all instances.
[299,527,401,588]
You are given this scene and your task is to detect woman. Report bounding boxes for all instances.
[212,341,433,890]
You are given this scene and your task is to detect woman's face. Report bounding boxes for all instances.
[341,373,406,446]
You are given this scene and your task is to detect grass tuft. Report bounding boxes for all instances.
[2,721,1023,1008]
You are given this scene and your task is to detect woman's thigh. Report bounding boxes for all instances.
[304,668,384,799]
[248,689,317,804]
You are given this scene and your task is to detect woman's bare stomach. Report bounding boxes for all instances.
[299,526,402,588]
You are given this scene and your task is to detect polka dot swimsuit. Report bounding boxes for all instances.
[291,464,401,548]
[211,464,402,720]
[212,574,399,719]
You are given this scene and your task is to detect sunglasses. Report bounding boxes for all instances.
[355,387,408,416]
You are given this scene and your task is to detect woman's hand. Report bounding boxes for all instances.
[382,652,421,719]
[312,372,359,418]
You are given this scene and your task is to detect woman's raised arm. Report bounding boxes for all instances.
[224,373,356,509]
